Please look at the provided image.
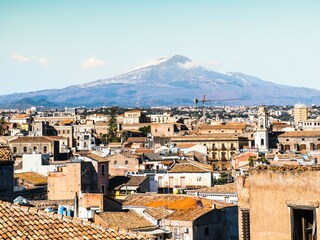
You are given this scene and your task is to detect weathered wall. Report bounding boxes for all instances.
[108,153,140,176]
[248,168,320,240]
[48,163,81,200]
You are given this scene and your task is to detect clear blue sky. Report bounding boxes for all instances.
[1,0,320,95]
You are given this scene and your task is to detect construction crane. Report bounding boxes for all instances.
[194,95,242,121]
[194,95,241,105]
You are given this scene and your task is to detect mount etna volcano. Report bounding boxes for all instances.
[1,55,320,108]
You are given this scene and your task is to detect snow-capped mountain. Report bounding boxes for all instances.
[1,55,320,108]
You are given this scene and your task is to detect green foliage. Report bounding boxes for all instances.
[248,156,256,167]
[248,155,269,167]
[107,107,118,143]
[139,125,151,137]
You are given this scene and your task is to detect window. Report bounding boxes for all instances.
[291,207,316,240]
[23,147,27,153]
[204,227,209,236]
[13,147,17,154]
[173,228,180,239]
[261,138,264,146]
[125,160,128,165]
[43,146,47,153]
[101,164,106,176]
[114,160,117,165]
[33,146,37,152]
[241,209,250,240]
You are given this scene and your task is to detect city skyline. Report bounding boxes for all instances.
[1,0,320,95]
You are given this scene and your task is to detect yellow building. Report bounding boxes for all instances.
[171,134,249,172]
[293,104,308,123]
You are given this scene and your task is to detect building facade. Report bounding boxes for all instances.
[238,165,320,240]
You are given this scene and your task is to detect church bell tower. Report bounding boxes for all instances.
[255,106,269,152]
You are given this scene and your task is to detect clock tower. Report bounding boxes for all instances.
[255,106,269,152]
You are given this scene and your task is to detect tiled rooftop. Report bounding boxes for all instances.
[127,137,147,143]
[169,163,210,173]
[144,207,171,220]
[126,176,149,186]
[9,136,52,143]
[279,131,320,138]
[95,210,155,231]
[0,201,149,239]
[14,172,48,186]
[190,182,238,194]
[123,193,230,210]
[0,146,13,162]
[167,208,213,221]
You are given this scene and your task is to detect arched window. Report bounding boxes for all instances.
[261,139,264,146]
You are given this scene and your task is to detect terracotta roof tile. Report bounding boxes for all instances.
[14,172,48,186]
[144,207,171,220]
[191,182,237,193]
[126,176,149,186]
[279,131,320,138]
[166,208,213,221]
[124,193,227,210]
[0,146,13,162]
[127,137,147,143]
[0,201,149,239]
[95,210,155,231]
[9,136,52,143]
[169,163,209,173]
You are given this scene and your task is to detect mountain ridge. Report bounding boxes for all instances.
[1,55,320,108]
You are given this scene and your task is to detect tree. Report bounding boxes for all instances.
[107,107,119,143]
[139,125,151,137]
[248,156,256,167]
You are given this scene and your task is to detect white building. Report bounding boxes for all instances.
[254,106,269,152]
